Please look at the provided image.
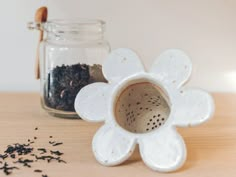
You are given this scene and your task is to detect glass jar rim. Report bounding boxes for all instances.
[28,18,105,34]
[44,19,105,33]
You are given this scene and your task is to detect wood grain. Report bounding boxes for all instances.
[0,93,235,177]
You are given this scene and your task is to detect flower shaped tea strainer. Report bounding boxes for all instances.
[74,48,214,172]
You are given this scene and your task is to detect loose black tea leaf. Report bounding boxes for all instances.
[10,154,15,159]
[49,141,63,146]
[58,159,67,164]
[0,162,19,175]
[52,142,63,147]
[34,169,42,173]
[15,158,34,168]
[0,154,8,160]
[44,63,107,112]
[50,150,63,156]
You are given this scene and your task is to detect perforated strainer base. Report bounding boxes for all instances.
[115,82,170,133]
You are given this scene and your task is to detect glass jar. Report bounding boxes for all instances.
[29,19,110,118]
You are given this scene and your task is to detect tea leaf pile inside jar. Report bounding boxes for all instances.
[44,63,107,112]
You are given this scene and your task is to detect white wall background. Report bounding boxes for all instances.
[0,0,236,92]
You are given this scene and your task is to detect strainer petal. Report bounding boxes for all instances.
[103,48,145,83]
[150,49,192,88]
[139,127,186,172]
[74,82,111,122]
[172,89,214,127]
[92,124,136,166]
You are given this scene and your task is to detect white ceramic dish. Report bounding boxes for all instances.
[74,48,215,172]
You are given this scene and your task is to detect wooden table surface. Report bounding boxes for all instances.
[0,93,235,177]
